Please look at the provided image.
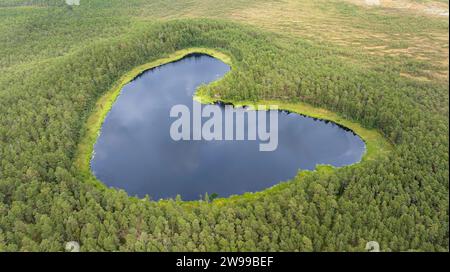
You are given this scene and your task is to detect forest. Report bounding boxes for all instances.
[0,0,448,251]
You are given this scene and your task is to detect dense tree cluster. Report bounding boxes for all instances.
[0,4,448,251]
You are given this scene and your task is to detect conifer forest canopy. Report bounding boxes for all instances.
[0,0,448,251]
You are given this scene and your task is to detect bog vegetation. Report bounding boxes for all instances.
[0,0,448,251]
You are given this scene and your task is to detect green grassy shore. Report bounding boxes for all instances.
[74,48,391,203]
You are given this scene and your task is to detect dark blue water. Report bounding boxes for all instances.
[92,54,365,200]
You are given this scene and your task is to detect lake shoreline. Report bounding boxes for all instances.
[74,48,391,203]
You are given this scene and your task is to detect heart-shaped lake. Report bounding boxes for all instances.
[91,54,365,200]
